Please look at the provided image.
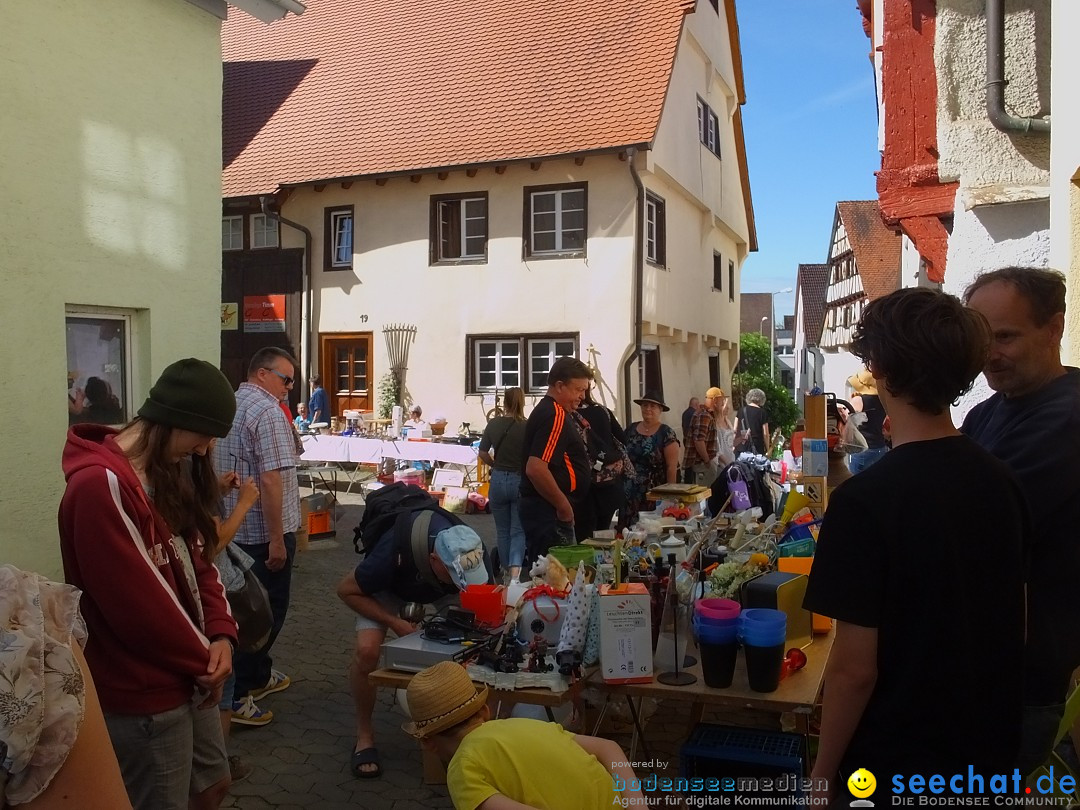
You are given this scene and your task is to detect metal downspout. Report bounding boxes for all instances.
[621,147,645,427]
[260,196,313,382]
[986,0,1049,134]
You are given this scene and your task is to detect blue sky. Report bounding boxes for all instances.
[736,0,881,323]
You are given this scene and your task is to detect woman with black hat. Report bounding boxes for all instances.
[621,391,680,528]
[58,358,240,810]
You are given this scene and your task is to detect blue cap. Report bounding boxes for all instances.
[434,525,490,590]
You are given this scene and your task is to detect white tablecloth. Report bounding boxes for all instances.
[300,435,477,466]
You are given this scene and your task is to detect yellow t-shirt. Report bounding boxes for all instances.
[446,718,622,810]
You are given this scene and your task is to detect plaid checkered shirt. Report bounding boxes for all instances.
[213,382,301,543]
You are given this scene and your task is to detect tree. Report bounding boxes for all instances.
[731,332,800,438]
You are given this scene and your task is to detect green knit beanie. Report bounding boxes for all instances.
[138,359,237,438]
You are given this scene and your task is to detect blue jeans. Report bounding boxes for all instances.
[233,533,295,699]
[489,469,525,570]
[848,445,888,474]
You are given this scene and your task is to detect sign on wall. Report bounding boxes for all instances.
[243,295,286,333]
[221,303,239,331]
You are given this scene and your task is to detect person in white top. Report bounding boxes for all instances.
[404,405,431,436]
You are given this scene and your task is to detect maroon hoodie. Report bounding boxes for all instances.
[59,424,237,715]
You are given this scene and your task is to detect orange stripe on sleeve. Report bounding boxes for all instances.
[564,453,577,492]
[541,405,564,463]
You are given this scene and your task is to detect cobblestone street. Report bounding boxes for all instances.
[220,490,698,809]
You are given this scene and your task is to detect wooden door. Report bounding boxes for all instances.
[320,333,373,418]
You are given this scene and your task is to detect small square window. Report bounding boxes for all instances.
[432,194,488,262]
[524,184,587,258]
[324,207,353,269]
[645,193,666,267]
[251,214,279,249]
[222,216,243,251]
[696,97,722,159]
[66,309,133,428]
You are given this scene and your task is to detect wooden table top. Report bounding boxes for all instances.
[590,630,833,714]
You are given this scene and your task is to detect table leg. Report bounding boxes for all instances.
[624,696,654,761]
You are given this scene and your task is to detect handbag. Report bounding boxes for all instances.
[224,545,273,653]
[727,466,752,511]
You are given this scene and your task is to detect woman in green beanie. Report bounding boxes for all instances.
[58,358,241,810]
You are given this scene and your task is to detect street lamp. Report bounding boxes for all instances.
[769,287,793,382]
[759,316,768,336]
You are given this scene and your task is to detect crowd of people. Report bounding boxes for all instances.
[3,266,1079,808]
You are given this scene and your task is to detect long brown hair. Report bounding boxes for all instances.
[125,419,221,562]
[503,387,526,421]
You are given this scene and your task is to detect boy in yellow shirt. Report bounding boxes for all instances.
[404,661,644,809]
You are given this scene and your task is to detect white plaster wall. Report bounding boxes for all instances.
[935,0,1050,190]
[649,0,751,254]
[820,351,864,403]
[0,0,224,576]
[1050,0,1080,365]
[944,197,1050,419]
[282,158,636,429]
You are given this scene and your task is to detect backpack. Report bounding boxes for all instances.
[352,483,466,587]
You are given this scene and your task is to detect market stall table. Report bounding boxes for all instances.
[368,667,581,722]
[587,630,833,759]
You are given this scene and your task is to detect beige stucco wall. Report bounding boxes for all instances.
[283,157,638,428]
[935,0,1052,417]
[936,0,1050,190]
[0,0,225,576]
[281,5,754,434]
[1050,0,1080,365]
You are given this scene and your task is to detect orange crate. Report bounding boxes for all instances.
[308,509,334,537]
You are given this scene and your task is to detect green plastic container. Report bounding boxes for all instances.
[548,544,597,569]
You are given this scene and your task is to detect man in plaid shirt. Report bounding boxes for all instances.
[682,386,722,486]
[214,347,301,726]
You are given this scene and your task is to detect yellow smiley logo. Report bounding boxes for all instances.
[847,768,877,798]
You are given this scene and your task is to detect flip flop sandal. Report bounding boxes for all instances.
[351,747,382,779]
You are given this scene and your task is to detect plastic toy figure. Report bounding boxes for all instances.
[527,620,552,673]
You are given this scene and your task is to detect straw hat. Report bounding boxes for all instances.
[847,368,878,396]
[401,662,489,739]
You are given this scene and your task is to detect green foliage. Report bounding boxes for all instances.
[376,372,400,420]
[731,332,800,437]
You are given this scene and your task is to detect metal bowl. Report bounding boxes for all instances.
[399,602,425,623]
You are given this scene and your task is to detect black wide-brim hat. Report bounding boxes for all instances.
[633,391,670,412]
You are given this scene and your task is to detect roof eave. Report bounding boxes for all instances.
[268,142,655,193]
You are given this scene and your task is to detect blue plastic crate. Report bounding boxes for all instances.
[680,724,805,796]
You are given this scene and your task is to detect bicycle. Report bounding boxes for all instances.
[484,388,504,422]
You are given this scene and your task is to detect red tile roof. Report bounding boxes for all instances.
[835,200,901,301]
[796,263,830,346]
[222,0,697,197]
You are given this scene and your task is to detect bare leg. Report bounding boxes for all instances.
[189,777,229,810]
[350,627,387,775]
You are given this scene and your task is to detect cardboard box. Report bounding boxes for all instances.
[599,583,653,684]
[776,557,833,634]
[802,439,829,477]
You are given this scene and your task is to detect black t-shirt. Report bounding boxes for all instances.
[962,367,1080,704]
[856,394,887,449]
[519,396,590,502]
[804,435,1027,778]
[352,511,461,604]
[738,405,769,454]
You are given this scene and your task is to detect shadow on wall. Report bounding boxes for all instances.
[974,197,1050,243]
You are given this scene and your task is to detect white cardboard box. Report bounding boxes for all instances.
[802,439,829,477]
[599,583,653,684]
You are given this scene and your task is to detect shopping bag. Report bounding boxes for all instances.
[727,466,752,511]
